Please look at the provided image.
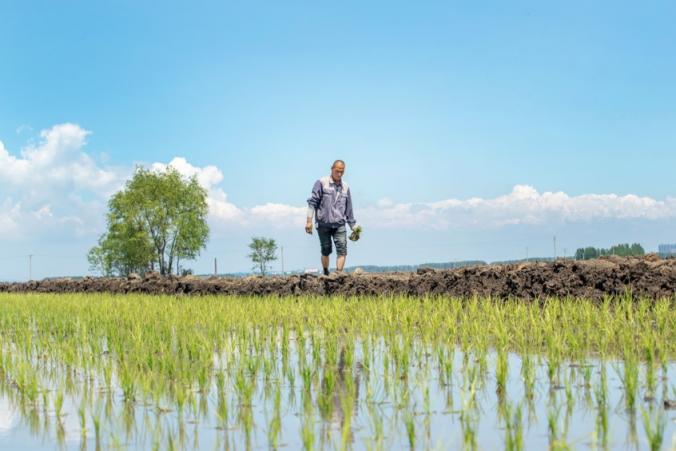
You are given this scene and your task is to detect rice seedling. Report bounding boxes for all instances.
[0,293,671,450]
[495,349,508,397]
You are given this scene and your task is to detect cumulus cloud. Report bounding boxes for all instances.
[0,123,122,199]
[0,124,126,238]
[2,123,675,241]
[152,158,304,227]
[151,157,223,190]
[152,157,246,224]
[359,185,676,230]
[0,199,22,235]
[250,203,308,227]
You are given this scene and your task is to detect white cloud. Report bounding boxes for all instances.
[0,124,123,237]
[0,123,122,196]
[359,185,676,230]
[207,190,246,224]
[151,157,223,190]
[153,157,246,224]
[2,123,676,242]
[32,205,53,220]
[0,199,22,235]
[249,203,307,227]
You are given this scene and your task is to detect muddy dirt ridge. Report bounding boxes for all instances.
[1,255,675,300]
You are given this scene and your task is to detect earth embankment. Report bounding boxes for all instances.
[1,255,674,300]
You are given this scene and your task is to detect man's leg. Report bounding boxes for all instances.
[317,226,333,275]
[334,226,348,272]
[321,255,330,275]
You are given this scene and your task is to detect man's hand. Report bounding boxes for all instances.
[349,224,362,241]
[305,219,313,235]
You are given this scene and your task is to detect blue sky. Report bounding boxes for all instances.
[1,1,675,279]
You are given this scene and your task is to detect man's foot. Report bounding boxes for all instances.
[323,267,330,276]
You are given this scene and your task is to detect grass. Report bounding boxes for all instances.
[0,293,673,449]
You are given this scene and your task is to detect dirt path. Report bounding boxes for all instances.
[1,255,674,300]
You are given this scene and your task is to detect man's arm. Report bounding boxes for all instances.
[306,180,322,233]
[307,180,322,210]
[345,188,356,229]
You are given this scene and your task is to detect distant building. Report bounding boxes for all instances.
[304,268,319,274]
[658,244,676,257]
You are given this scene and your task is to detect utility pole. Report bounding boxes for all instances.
[525,246,529,262]
[214,257,218,276]
[28,254,33,281]
[281,246,285,275]
[553,236,557,260]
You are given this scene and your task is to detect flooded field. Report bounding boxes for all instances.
[0,293,673,450]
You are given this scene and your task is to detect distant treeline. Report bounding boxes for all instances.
[574,243,645,260]
[491,257,555,265]
[345,261,485,273]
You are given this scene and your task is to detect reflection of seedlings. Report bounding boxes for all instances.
[641,406,665,451]
[503,402,523,451]
[547,393,570,449]
[618,356,638,412]
[496,350,508,397]
[404,411,415,450]
[460,409,477,451]
[595,365,609,448]
[644,343,656,398]
[339,387,354,451]
[581,364,592,388]
[521,355,535,403]
[547,401,559,445]
[564,370,574,413]
[54,391,64,419]
[78,401,87,439]
[267,382,282,448]
[367,402,384,448]
[91,409,102,449]
[300,414,314,451]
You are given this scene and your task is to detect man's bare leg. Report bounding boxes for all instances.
[321,255,330,275]
[336,255,346,272]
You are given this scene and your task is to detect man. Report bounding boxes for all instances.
[306,160,358,275]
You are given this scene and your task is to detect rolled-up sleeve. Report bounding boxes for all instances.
[345,188,356,228]
[307,180,322,209]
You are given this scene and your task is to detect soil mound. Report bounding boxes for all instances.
[1,256,674,300]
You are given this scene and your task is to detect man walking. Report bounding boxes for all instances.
[306,160,358,275]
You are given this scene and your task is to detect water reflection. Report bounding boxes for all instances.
[0,340,674,450]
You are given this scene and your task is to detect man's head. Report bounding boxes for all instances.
[331,160,345,182]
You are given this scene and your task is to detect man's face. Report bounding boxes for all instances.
[331,163,345,181]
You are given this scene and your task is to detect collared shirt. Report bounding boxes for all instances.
[307,175,356,228]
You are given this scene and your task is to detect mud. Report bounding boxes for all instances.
[1,255,675,300]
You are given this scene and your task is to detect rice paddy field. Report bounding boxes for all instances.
[0,293,674,450]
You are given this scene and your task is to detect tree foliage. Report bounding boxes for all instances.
[88,166,209,276]
[574,243,645,260]
[248,237,278,276]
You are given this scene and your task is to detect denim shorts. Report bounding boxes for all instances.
[317,225,347,256]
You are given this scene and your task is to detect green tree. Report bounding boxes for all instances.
[88,166,209,276]
[575,248,585,260]
[574,243,645,261]
[630,243,645,256]
[583,247,598,260]
[248,237,278,276]
[87,219,154,275]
